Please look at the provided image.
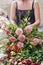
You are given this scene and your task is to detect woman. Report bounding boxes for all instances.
[10,0,40,27]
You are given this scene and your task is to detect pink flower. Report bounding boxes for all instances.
[10,36,16,43]
[17,42,24,49]
[31,63,35,65]
[5,29,11,35]
[0,57,5,62]
[0,22,3,26]
[33,38,41,44]
[31,62,40,65]
[3,39,9,45]
[22,61,27,65]
[25,25,32,33]
[18,35,25,42]
[7,46,13,51]
[8,54,12,59]
[1,24,5,30]
[13,45,19,52]
[26,59,32,64]
[34,62,40,65]
[15,28,23,35]
[0,59,2,62]
[17,59,21,63]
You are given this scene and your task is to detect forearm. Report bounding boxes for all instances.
[10,19,16,24]
[31,19,40,27]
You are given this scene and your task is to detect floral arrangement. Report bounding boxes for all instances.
[0,16,43,65]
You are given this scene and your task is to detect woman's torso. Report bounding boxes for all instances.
[15,0,35,25]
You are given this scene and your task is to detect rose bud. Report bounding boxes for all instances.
[3,39,9,45]
[1,57,5,60]
[22,61,27,65]
[0,59,2,62]
[10,36,16,43]
[1,25,6,31]
[15,28,23,35]
[5,29,11,35]
[8,54,12,59]
[7,46,13,51]
[0,22,3,26]
[25,25,32,33]
[33,38,41,44]
[13,45,19,52]
[17,42,24,49]
[31,63,35,65]
[18,35,25,42]
[34,62,40,65]
[0,57,5,62]
[17,59,21,63]
[18,62,22,65]
[26,59,32,64]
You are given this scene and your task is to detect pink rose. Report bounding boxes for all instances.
[3,39,9,45]
[0,22,3,26]
[8,54,12,59]
[7,46,13,51]
[33,38,41,44]
[34,62,40,65]
[25,25,32,33]
[26,59,32,64]
[17,59,21,63]
[17,42,24,49]
[31,63,35,65]
[10,36,16,43]
[13,45,19,52]
[18,35,25,42]
[5,29,11,35]
[0,57,5,62]
[15,28,23,35]
[1,24,5,30]
[22,61,27,65]
[31,62,40,65]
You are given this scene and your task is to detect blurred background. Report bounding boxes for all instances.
[0,0,43,27]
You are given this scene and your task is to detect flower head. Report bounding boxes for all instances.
[15,28,23,35]
[17,59,21,63]
[18,35,25,42]
[33,38,41,44]
[10,36,16,43]
[8,54,12,59]
[0,22,3,26]
[26,59,32,64]
[13,45,19,52]
[25,25,32,33]
[3,39,9,45]
[34,62,40,65]
[22,61,27,65]
[31,63,35,65]
[5,29,11,35]
[17,42,24,49]
[7,46,13,51]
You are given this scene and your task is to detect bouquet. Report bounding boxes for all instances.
[0,16,43,65]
